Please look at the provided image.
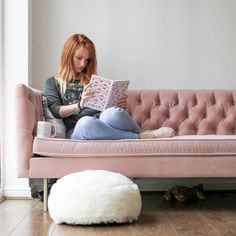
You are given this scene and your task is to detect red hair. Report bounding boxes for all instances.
[56,34,97,86]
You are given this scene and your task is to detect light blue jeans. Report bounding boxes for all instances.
[70,107,142,140]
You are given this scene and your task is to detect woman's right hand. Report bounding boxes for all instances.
[79,83,94,108]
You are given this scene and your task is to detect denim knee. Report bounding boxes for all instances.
[71,116,97,139]
[100,106,125,122]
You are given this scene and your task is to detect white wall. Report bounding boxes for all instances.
[32,0,236,90]
[3,0,236,197]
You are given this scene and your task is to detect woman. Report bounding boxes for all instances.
[44,34,175,140]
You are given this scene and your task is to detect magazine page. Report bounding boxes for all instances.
[106,80,129,108]
[83,75,113,111]
[83,75,129,111]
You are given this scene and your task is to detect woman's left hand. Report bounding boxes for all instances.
[116,94,128,109]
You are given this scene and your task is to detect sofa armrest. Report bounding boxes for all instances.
[16,84,43,177]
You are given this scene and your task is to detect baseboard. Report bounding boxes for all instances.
[3,187,31,198]
[3,179,236,197]
[134,178,236,191]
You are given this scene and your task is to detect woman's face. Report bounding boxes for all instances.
[73,45,90,75]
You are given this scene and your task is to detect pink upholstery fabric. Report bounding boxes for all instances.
[16,84,43,177]
[127,90,236,135]
[33,135,236,157]
[15,85,236,178]
[29,156,236,178]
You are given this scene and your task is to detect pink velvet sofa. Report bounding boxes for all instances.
[16,84,236,210]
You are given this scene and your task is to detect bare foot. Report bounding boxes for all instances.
[139,127,175,139]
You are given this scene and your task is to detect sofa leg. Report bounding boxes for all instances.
[43,178,48,212]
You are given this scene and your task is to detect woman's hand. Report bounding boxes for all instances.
[79,83,94,108]
[116,94,128,109]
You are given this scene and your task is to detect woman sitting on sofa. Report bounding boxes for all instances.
[43,33,175,140]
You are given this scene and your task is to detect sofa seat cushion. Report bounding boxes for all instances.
[33,135,236,158]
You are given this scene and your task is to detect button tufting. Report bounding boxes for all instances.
[166,110,170,119]
[137,95,142,105]
[185,111,189,119]
[212,94,216,105]
[229,94,234,106]
[128,90,236,135]
[176,97,179,105]
[193,95,197,107]
[222,111,226,119]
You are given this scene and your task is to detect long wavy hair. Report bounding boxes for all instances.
[56,34,97,90]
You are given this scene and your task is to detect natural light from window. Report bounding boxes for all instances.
[0,0,3,200]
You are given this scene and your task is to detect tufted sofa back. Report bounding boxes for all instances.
[127,90,236,135]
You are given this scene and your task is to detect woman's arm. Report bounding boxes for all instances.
[44,77,83,118]
[43,77,80,119]
[43,77,64,118]
[44,77,93,118]
[58,103,80,118]
[60,83,94,117]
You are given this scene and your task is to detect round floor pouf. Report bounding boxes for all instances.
[48,170,142,225]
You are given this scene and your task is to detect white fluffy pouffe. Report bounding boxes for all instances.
[48,170,142,225]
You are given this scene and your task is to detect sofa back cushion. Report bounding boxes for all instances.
[127,90,236,135]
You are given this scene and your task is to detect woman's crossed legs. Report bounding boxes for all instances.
[70,106,175,140]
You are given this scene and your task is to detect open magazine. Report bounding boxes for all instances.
[83,75,129,111]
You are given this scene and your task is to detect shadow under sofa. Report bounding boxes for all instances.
[16,84,236,211]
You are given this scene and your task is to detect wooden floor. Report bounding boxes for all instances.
[1,191,236,236]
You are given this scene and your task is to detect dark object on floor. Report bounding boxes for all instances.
[32,186,52,202]
[30,178,57,202]
[163,184,205,201]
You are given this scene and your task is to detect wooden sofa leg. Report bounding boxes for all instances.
[43,178,48,212]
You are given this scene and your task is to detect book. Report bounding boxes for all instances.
[83,74,129,111]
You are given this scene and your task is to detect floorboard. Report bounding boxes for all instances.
[0,191,236,236]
